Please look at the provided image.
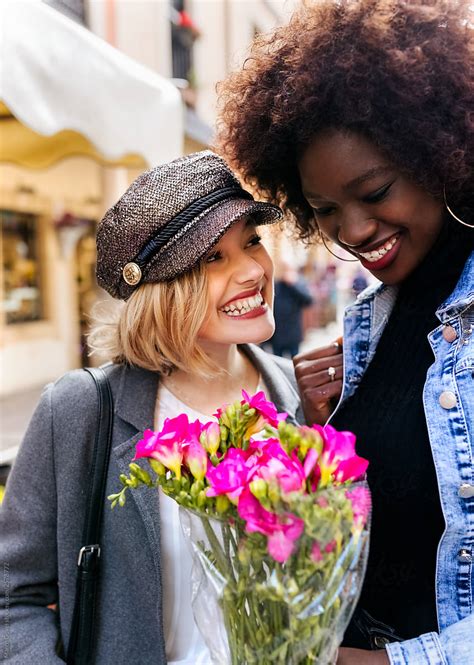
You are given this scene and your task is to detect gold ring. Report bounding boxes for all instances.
[327,366,336,382]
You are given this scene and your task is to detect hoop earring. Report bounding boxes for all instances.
[443,186,474,229]
[321,234,359,262]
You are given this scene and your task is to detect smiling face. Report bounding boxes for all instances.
[198,217,275,346]
[298,130,445,285]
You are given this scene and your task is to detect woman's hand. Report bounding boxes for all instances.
[293,338,343,425]
[337,647,390,664]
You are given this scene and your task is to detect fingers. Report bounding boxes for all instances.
[294,353,343,383]
[300,379,344,425]
[301,380,343,407]
[293,339,342,365]
[297,364,343,391]
[293,338,344,425]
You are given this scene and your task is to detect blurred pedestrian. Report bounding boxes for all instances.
[351,270,369,298]
[218,1,474,663]
[271,261,313,357]
[0,151,303,664]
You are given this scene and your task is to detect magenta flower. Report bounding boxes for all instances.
[325,539,337,553]
[311,424,368,487]
[241,390,287,428]
[206,448,250,503]
[200,421,221,456]
[247,439,306,496]
[134,427,184,479]
[311,542,323,563]
[313,424,357,462]
[310,539,336,563]
[238,487,304,563]
[346,485,371,527]
[134,414,203,480]
[184,440,208,481]
[334,456,369,483]
[302,447,319,478]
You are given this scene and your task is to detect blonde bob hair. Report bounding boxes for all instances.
[88,264,221,378]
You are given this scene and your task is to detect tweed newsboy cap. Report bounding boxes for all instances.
[96,150,282,300]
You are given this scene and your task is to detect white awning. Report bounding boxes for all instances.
[0,0,183,167]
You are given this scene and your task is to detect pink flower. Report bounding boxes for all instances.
[310,539,336,562]
[325,539,337,553]
[334,456,369,483]
[302,447,319,478]
[213,405,227,420]
[134,427,184,479]
[134,415,203,480]
[206,448,250,503]
[241,390,287,428]
[184,440,208,481]
[311,542,323,563]
[346,485,371,527]
[238,487,304,563]
[247,439,306,496]
[200,421,221,456]
[313,424,357,463]
[311,424,368,487]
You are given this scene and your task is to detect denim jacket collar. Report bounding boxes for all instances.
[435,251,474,322]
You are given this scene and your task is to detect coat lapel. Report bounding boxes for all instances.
[240,344,301,424]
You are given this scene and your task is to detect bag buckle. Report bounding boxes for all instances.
[77,544,101,567]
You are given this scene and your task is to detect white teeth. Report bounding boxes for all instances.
[220,292,264,315]
[359,235,399,263]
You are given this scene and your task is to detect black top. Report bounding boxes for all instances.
[336,218,473,647]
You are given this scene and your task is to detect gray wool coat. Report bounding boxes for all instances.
[0,344,302,664]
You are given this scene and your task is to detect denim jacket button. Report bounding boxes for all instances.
[442,325,457,342]
[459,483,474,499]
[458,548,472,562]
[439,391,457,409]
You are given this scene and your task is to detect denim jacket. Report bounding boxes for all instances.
[331,251,474,665]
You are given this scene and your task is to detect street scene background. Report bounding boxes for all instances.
[0,0,375,470]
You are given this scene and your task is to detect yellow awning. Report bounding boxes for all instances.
[0,108,146,169]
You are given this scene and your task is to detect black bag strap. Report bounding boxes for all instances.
[66,367,114,665]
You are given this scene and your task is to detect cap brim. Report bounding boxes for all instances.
[143,197,282,283]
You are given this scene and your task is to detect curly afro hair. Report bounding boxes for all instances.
[217,0,474,239]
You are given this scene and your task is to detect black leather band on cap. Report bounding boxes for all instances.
[135,186,253,268]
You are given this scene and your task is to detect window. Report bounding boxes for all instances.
[1,209,44,324]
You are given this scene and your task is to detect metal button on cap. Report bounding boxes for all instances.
[459,484,474,499]
[439,391,457,409]
[442,325,457,343]
[458,548,472,563]
[122,262,142,286]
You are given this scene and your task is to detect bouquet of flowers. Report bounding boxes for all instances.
[110,391,370,664]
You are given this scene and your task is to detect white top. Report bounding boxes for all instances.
[154,384,213,665]
[154,381,265,665]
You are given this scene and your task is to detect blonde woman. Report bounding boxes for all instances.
[0,152,303,664]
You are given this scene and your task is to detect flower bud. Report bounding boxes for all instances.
[184,441,208,481]
[216,494,230,514]
[130,463,152,486]
[249,478,268,500]
[267,483,281,505]
[200,422,221,456]
[148,458,166,476]
[238,543,251,565]
[197,490,207,508]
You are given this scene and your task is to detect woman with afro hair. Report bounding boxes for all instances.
[218,1,474,664]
